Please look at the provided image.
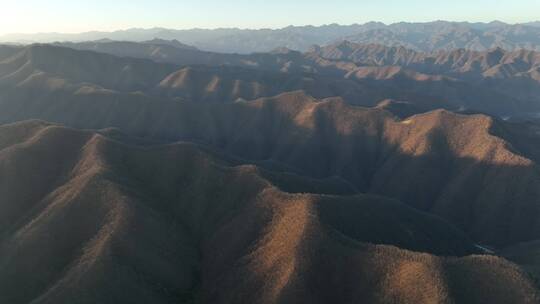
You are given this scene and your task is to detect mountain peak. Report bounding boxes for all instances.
[142,38,198,50]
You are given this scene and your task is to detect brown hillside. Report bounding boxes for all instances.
[0,91,539,246]
[0,120,537,303]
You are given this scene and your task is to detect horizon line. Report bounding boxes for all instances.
[2,19,539,37]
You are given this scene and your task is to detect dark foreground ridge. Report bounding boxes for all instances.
[0,120,537,303]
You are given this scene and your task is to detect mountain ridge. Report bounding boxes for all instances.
[1,90,539,247]
[3,21,540,53]
[2,43,539,117]
[0,119,537,303]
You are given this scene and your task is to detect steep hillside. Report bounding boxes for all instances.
[0,120,537,304]
[156,65,390,104]
[309,41,540,81]
[503,240,540,285]
[2,43,539,116]
[4,43,539,116]
[1,91,539,246]
[0,44,177,91]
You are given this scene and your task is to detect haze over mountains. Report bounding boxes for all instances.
[3,21,540,53]
[2,20,540,303]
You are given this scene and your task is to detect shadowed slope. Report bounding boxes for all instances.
[503,240,540,285]
[309,42,540,115]
[0,45,401,108]
[1,43,537,116]
[156,65,392,104]
[0,44,403,110]
[0,44,177,91]
[2,92,540,245]
[0,120,537,303]
[1,91,539,246]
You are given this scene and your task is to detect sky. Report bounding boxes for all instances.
[0,0,539,34]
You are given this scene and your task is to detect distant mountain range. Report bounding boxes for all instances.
[3,21,540,53]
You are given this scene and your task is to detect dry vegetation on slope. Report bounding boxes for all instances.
[0,120,537,303]
[0,91,539,247]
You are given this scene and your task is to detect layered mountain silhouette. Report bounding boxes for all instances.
[50,39,540,85]
[2,24,540,303]
[3,21,540,53]
[0,120,538,303]
[2,43,540,117]
[309,41,540,81]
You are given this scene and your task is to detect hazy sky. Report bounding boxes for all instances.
[0,0,539,34]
